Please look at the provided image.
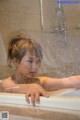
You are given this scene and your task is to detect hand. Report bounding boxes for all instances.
[25,83,49,106]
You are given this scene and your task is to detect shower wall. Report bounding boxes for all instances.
[0,34,7,65]
[0,0,80,77]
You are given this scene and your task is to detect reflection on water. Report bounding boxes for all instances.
[62,89,80,96]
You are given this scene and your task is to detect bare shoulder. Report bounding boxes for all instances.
[1,77,16,88]
[37,76,48,80]
[37,76,55,81]
[37,76,51,84]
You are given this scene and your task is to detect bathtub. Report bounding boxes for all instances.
[0,89,80,120]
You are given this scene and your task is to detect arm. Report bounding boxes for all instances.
[40,75,80,90]
[0,77,48,106]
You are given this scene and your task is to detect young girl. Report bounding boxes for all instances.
[0,35,80,105]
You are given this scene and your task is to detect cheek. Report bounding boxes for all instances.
[18,63,30,73]
[37,63,41,68]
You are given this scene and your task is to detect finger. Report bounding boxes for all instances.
[40,89,49,97]
[35,91,40,104]
[25,93,30,104]
[31,93,35,106]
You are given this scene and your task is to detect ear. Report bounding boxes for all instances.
[11,58,20,68]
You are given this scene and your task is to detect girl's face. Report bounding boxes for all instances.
[15,51,41,78]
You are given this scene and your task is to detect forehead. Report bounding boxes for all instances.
[22,50,39,60]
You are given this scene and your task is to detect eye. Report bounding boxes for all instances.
[27,60,33,63]
[36,60,41,64]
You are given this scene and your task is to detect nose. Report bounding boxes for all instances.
[32,62,39,71]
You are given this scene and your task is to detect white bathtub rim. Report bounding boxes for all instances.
[0,92,80,111]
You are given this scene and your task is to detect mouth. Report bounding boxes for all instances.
[30,71,37,77]
[30,72,37,76]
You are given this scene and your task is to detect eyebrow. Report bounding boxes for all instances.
[28,57,34,59]
[28,57,40,60]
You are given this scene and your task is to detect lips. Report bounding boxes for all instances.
[30,72,37,76]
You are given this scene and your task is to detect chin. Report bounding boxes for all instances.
[30,73,37,78]
[27,75,35,78]
[30,75,35,78]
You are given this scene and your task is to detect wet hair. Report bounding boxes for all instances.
[8,35,43,64]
